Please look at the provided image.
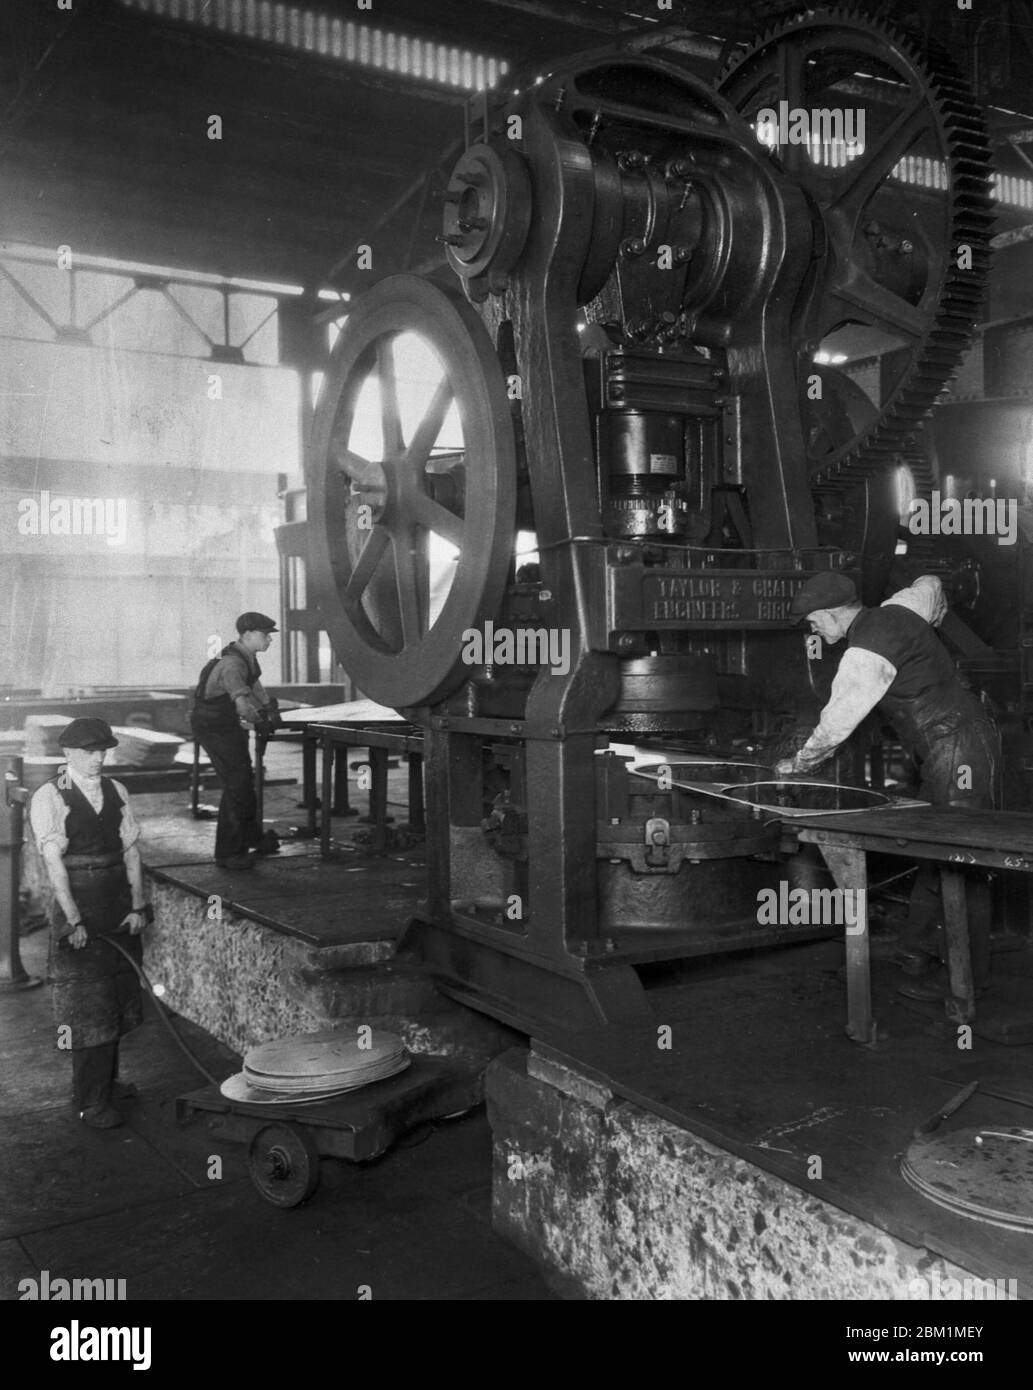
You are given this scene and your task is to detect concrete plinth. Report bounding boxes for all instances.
[143,875,517,1067]
[487,1049,991,1301]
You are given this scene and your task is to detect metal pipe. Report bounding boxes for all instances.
[0,755,42,991]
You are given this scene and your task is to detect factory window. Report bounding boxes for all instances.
[118,0,508,92]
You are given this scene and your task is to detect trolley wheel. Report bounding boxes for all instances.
[248,1123,321,1208]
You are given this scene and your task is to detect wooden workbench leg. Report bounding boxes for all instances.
[408,753,425,831]
[320,735,333,860]
[940,867,975,1024]
[302,732,317,834]
[190,735,201,818]
[333,748,355,815]
[254,732,265,828]
[369,747,389,852]
[815,845,876,1045]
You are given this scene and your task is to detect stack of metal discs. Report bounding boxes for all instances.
[901,1126,1033,1232]
[219,1028,409,1105]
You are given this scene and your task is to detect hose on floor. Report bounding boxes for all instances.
[103,935,221,1088]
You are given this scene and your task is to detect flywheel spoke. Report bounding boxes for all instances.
[344,525,389,606]
[825,99,928,221]
[405,377,454,471]
[776,43,807,177]
[411,490,464,547]
[332,442,384,490]
[377,338,405,457]
[392,534,428,648]
[829,267,928,341]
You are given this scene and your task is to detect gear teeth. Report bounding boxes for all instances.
[715,5,991,508]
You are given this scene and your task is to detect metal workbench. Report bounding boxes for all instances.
[788,807,1033,1043]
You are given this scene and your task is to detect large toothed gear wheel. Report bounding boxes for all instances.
[307,276,517,709]
[718,6,993,492]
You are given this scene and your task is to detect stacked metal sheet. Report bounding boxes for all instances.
[108,725,184,768]
[22,717,183,768]
[220,1029,409,1105]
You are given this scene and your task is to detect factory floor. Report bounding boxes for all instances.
[0,747,556,1303]
[7,742,1031,1303]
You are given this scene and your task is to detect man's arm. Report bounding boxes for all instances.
[40,843,88,949]
[214,652,265,724]
[777,647,897,775]
[121,844,149,934]
[30,785,87,947]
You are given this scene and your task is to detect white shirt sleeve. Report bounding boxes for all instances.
[29,782,69,856]
[882,575,946,627]
[110,780,141,851]
[28,779,139,854]
[795,647,898,773]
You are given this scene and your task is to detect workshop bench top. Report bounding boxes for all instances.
[791,805,1033,869]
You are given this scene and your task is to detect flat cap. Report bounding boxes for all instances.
[235,611,278,634]
[59,717,119,750]
[788,572,858,617]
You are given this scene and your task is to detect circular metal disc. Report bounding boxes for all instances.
[902,1127,1033,1231]
[244,1029,406,1078]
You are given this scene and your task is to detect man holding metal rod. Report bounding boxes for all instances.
[190,611,283,870]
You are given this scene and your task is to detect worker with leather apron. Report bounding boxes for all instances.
[29,719,151,1129]
[774,573,1000,999]
[190,611,281,870]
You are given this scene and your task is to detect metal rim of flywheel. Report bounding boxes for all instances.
[248,1123,321,1208]
[718,5,993,492]
[308,275,517,710]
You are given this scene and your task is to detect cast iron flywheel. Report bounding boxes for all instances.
[718,6,993,492]
[308,276,516,709]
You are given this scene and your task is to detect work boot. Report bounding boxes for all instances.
[216,852,256,870]
[111,1080,138,1101]
[80,1104,123,1129]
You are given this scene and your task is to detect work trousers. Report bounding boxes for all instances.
[193,719,260,860]
[901,715,1000,986]
[72,1041,119,1111]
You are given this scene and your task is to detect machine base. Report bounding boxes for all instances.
[400,917,652,1034]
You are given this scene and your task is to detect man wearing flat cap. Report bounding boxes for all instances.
[190,612,282,870]
[29,719,151,1129]
[775,572,999,998]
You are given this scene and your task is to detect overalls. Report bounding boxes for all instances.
[47,777,143,1110]
[190,645,262,860]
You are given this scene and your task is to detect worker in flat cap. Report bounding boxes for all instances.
[774,572,999,1000]
[190,612,283,870]
[29,719,152,1129]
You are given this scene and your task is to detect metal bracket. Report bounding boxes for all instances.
[644,816,671,868]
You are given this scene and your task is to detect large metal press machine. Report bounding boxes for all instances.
[304,9,1007,1036]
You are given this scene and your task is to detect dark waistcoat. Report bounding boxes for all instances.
[847,606,984,752]
[53,777,124,857]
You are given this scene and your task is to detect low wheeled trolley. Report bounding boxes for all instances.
[176,1054,481,1207]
